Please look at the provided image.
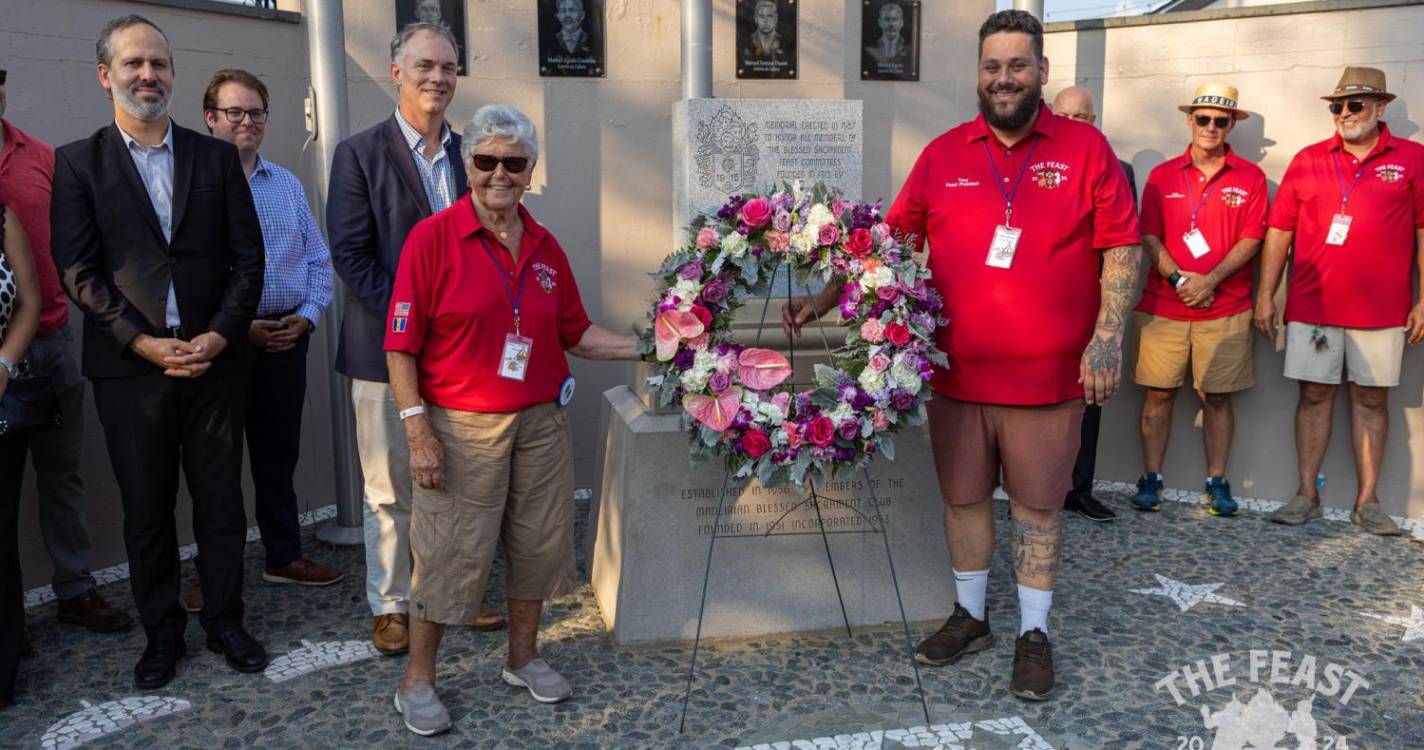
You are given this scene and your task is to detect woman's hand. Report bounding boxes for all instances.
[405,417,446,490]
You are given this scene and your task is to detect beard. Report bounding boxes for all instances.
[1338,116,1377,142]
[978,79,1042,132]
[115,79,170,122]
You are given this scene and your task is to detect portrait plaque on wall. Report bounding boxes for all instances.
[395,0,468,76]
[861,0,919,81]
[736,0,797,80]
[538,0,607,77]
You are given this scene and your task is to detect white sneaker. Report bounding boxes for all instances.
[501,658,572,703]
[393,684,451,736]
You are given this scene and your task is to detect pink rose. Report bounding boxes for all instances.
[741,429,771,458]
[872,410,890,431]
[871,222,892,244]
[767,230,791,253]
[688,333,709,350]
[860,318,886,344]
[868,353,890,372]
[885,323,911,347]
[817,223,841,247]
[708,370,732,394]
[782,421,802,449]
[740,197,773,228]
[696,227,720,250]
[679,261,704,280]
[845,228,874,258]
[807,416,836,448]
[875,285,900,303]
[771,391,791,414]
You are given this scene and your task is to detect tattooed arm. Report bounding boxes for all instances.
[1080,244,1143,405]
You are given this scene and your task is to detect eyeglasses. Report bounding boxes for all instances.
[1194,115,1232,129]
[0,70,7,86]
[208,107,269,124]
[471,154,530,173]
[1328,99,1369,116]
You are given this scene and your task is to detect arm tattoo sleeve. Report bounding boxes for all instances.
[1083,244,1143,371]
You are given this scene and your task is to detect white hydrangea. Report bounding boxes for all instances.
[722,231,749,258]
[805,203,835,231]
[682,348,719,392]
[755,400,786,426]
[829,402,855,425]
[858,366,886,393]
[858,263,895,292]
[672,278,702,311]
[890,362,922,394]
[790,229,817,256]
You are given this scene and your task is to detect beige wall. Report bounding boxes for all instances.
[1045,1,1424,516]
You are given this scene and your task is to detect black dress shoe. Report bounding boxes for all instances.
[1065,492,1117,522]
[205,628,269,673]
[134,637,187,690]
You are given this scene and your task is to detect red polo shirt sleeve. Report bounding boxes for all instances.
[1269,154,1305,231]
[1140,175,1166,240]
[886,148,931,251]
[1243,168,1269,240]
[1089,136,1141,249]
[384,220,434,355]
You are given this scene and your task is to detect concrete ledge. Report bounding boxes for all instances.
[1044,0,1424,32]
[130,0,300,23]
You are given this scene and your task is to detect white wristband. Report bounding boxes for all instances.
[398,405,426,421]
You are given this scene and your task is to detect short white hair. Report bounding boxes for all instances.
[461,105,540,163]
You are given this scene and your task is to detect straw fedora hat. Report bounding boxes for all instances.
[1177,82,1248,120]
[1321,66,1396,102]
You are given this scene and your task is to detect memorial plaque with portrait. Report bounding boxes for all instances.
[394,0,468,76]
[538,0,606,77]
[861,0,919,81]
[736,0,797,80]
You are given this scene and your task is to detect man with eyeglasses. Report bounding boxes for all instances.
[1257,66,1424,536]
[192,68,341,610]
[1129,83,1266,518]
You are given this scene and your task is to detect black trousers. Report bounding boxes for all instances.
[245,334,309,569]
[0,434,27,700]
[92,370,248,641]
[1070,403,1102,497]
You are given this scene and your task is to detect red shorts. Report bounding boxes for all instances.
[927,396,1085,511]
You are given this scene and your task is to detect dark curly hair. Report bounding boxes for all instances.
[977,10,1043,61]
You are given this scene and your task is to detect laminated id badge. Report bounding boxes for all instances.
[986,225,1022,269]
[499,333,533,381]
[1182,228,1212,259]
[1325,213,1352,246]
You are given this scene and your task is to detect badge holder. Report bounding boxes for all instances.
[1326,213,1352,246]
[1183,227,1212,259]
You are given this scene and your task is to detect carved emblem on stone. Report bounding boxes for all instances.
[695,106,759,194]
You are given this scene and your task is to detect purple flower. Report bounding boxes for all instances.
[838,419,860,441]
[773,209,793,232]
[851,390,875,411]
[701,279,729,304]
[708,370,732,394]
[679,261,704,280]
[834,446,856,461]
[890,390,914,411]
[673,348,696,369]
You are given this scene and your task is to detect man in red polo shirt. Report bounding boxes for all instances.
[1129,83,1267,518]
[786,10,1140,701]
[1256,66,1424,537]
[0,68,132,637]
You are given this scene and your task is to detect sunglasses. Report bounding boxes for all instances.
[209,107,269,124]
[471,154,530,173]
[1328,99,1370,115]
[1194,115,1232,129]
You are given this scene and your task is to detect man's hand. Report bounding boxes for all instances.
[781,288,839,338]
[1176,271,1217,309]
[1408,303,1424,345]
[1079,330,1123,406]
[405,417,445,490]
[161,331,228,378]
[131,334,208,377]
[1253,296,1280,341]
[248,319,284,350]
[263,315,311,353]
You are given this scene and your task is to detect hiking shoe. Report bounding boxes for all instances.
[1269,495,1322,526]
[502,658,572,704]
[915,603,993,666]
[1010,628,1054,701]
[1130,473,1164,512]
[394,684,451,736]
[1064,492,1116,522]
[1205,477,1238,517]
[1352,501,1403,537]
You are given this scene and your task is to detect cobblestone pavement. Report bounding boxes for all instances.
[4,486,1422,749]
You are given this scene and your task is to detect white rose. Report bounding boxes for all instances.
[672,278,702,311]
[858,367,886,393]
[858,264,895,293]
[722,232,748,258]
[790,229,816,256]
[806,204,834,230]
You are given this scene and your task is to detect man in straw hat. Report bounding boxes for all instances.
[1256,66,1424,536]
[1128,83,1267,518]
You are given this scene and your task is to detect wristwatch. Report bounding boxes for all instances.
[1166,271,1186,290]
[0,355,19,380]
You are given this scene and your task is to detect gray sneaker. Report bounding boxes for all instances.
[1269,495,1323,526]
[1351,502,1404,537]
[502,658,572,704]
[393,684,452,736]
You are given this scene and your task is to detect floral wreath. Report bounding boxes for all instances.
[635,182,946,487]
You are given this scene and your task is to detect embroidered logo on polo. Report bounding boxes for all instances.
[943,177,981,188]
[1375,164,1405,183]
[533,262,558,294]
[1030,161,1070,190]
[391,301,410,333]
[1220,187,1249,207]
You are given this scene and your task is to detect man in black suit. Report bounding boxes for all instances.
[1051,85,1137,523]
[329,21,503,656]
[50,15,267,688]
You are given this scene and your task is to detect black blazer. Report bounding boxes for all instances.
[50,122,264,379]
[328,114,466,382]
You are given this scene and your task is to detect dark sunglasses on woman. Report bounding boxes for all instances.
[471,154,529,173]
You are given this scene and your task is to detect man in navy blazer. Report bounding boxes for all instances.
[328,22,504,655]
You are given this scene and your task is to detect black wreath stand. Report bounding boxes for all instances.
[677,263,931,733]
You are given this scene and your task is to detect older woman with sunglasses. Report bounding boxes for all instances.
[383,104,638,735]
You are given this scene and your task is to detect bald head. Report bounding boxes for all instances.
[1053,86,1096,126]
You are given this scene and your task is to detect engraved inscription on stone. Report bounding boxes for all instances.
[695,106,760,195]
[684,476,906,537]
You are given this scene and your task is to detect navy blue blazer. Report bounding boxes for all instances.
[328,114,467,382]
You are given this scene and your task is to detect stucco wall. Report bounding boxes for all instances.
[1044,0,1424,516]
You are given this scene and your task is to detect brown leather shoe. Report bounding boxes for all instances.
[263,558,345,586]
[470,606,507,631]
[58,590,134,633]
[373,613,410,655]
[1010,628,1055,701]
[915,603,993,666]
[184,579,203,614]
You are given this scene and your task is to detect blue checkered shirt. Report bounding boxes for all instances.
[394,110,455,213]
[249,155,334,324]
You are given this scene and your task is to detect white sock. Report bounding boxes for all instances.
[952,568,989,621]
[1018,585,1053,636]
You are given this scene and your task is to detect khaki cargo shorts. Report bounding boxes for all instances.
[1283,322,1404,387]
[1133,310,1254,393]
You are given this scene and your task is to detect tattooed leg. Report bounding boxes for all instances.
[1010,504,1062,591]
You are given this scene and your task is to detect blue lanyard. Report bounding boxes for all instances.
[1332,152,1368,213]
[981,138,1041,227]
[1182,169,1216,231]
[477,234,530,335]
